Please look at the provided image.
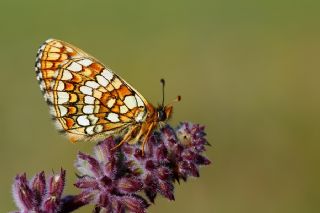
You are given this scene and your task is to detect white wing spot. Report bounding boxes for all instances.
[68,62,82,72]
[78,59,93,66]
[61,70,73,80]
[124,95,137,109]
[83,105,94,114]
[96,75,108,87]
[120,105,128,114]
[57,81,65,91]
[135,95,145,107]
[107,98,116,108]
[101,69,113,81]
[80,86,93,95]
[85,126,95,135]
[77,115,90,126]
[84,96,95,104]
[57,92,69,104]
[85,81,100,89]
[59,105,68,116]
[107,113,120,122]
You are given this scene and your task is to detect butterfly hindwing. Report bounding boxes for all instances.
[35,39,148,142]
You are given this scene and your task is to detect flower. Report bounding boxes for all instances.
[75,122,211,212]
[168,122,211,181]
[10,122,211,213]
[74,138,149,213]
[12,169,66,213]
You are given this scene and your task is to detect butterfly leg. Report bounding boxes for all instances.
[141,123,155,156]
[111,126,139,151]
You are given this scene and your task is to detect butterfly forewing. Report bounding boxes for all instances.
[35,39,149,142]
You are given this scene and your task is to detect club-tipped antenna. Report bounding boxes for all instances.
[168,95,181,106]
[160,78,165,108]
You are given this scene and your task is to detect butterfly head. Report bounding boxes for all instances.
[156,79,181,122]
[157,106,171,122]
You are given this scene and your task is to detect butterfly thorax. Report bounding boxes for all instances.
[127,104,172,144]
[157,105,173,122]
[144,101,171,120]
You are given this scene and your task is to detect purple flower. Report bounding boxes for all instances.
[75,138,148,213]
[11,122,211,213]
[167,123,211,181]
[122,134,175,202]
[12,169,66,213]
[75,122,211,211]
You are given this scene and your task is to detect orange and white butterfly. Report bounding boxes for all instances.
[35,39,180,153]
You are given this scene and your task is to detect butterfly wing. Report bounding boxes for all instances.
[35,39,149,142]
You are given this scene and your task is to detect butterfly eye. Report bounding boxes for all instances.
[157,110,166,122]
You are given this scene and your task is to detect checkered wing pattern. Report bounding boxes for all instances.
[35,39,148,142]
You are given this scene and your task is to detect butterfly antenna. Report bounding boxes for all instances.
[160,78,181,107]
[160,78,165,108]
[172,95,182,104]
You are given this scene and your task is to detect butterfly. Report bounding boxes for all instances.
[35,39,180,153]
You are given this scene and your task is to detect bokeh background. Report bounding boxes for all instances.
[1,0,320,212]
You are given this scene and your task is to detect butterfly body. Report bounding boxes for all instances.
[35,39,177,152]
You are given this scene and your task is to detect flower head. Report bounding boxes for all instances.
[75,122,211,212]
[75,138,148,213]
[12,169,66,213]
[11,122,210,213]
[168,122,211,181]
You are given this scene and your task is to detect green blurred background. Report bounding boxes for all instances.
[1,0,320,212]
